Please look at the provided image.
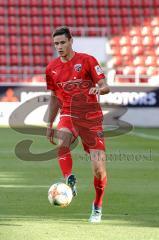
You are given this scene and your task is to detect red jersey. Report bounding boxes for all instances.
[46,52,105,121]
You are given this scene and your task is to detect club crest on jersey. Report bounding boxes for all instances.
[95,65,104,75]
[74,64,82,72]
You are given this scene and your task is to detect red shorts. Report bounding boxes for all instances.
[57,116,105,153]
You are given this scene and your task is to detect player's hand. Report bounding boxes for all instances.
[46,127,57,145]
[89,87,100,95]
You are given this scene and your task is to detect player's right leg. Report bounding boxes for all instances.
[56,117,78,196]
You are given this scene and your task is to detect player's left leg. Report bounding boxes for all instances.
[89,149,107,223]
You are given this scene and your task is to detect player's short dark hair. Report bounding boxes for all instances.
[52,26,72,39]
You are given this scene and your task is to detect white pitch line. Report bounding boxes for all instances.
[129,132,159,141]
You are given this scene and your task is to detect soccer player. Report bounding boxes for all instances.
[46,26,110,223]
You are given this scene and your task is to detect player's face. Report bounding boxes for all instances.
[53,34,73,57]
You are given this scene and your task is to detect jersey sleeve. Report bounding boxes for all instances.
[87,56,105,84]
[45,65,55,91]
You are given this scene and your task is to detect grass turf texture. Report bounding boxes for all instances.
[0,127,159,240]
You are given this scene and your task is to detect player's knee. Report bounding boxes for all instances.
[94,168,106,179]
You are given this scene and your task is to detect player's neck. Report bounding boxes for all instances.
[60,51,75,63]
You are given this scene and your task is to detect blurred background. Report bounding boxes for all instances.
[0,0,159,127]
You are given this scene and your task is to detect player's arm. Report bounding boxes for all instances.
[46,91,60,144]
[89,79,110,95]
[47,90,60,127]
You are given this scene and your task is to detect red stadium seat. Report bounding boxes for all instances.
[110,16,121,26]
[97,0,107,7]
[64,16,75,27]
[87,17,97,26]
[8,25,17,35]
[74,0,83,7]
[19,7,30,16]
[143,0,153,6]
[32,36,41,45]
[10,55,19,65]
[0,16,5,25]
[121,17,131,26]
[42,7,51,16]
[43,26,52,35]
[131,0,142,7]
[32,46,42,55]
[44,46,53,55]
[97,7,107,16]
[108,7,120,16]
[0,26,5,35]
[20,26,30,35]
[20,16,30,25]
[31,7,40,16]
[53,17,62,27]
[10,45,18,55]
[64,7,73,16]
[75,17,85,26]
[10,35,19,45]
[43,36,52,45]
[21,45,30,55]
[85,0,96,7]
[32,26,41,35]
[45,55,53,65]
[9,16,18,25]
[98,17,109,27]
[87,7,97,16]
[33,56,44,66]
[132,7,142,16]
[0,45,7,54]
[22,55,32,65]
[75,7,84,16]
[19,0,30,6]
[41,0,50,6]
[53,7,62,16]
[108,0,120,7]
[21,36,29,45]
[8,6,17,16]
[31,16,40,25]
[43,16,51,25]
[0,6,4,14]
[87,29,100,36]
[30,0,39,7]
[0,36,6,45]
[0,56,7,65]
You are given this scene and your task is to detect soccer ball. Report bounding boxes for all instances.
[48,182,73,207]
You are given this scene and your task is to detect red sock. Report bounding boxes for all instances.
[94,176,107,208]
[58,146,72,178]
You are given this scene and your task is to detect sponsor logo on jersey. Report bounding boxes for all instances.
[74,64,82,72]
[95,65,104,75]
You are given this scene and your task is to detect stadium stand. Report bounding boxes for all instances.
[0,0,159,83]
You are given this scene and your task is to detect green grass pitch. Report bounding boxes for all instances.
[0,127,159,240]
